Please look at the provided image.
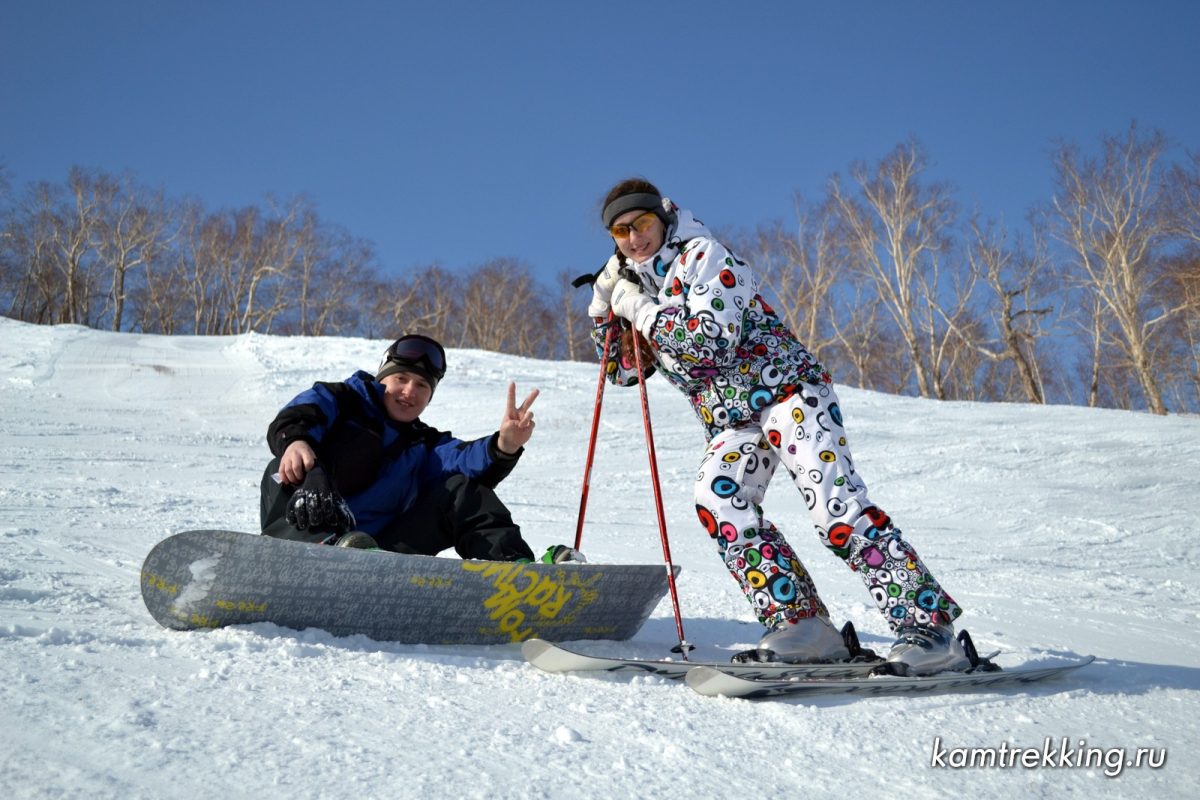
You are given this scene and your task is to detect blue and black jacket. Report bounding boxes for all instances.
[267,371,521,537]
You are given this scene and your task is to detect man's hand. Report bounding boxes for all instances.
[279,440,317,485]
[497,382,539,455]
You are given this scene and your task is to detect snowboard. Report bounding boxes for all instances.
[684,656,1095,699]
[140,529,675,645]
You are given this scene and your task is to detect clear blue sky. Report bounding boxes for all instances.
[3,1,1198,286]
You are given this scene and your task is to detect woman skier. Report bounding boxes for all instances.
[587,178,969,675]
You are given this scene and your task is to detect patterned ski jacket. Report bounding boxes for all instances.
[595,206,831,441]
[267,371,520,536]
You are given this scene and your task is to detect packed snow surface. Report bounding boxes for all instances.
[1,317,1197,798]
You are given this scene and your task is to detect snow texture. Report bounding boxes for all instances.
[1,317,1196,798]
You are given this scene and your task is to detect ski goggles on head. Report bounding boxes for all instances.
[608,210,659,240]
[379,334,447,380]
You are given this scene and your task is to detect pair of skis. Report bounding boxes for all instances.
[521,638,1094,700]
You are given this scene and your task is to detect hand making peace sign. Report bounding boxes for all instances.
[497,382,539,455]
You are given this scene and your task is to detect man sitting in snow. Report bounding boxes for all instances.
[260,333,568,562]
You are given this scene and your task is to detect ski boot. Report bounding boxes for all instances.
[734,616,855,664]
[880,623,973,676]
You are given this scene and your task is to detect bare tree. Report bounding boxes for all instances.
[303,230,377,337]
[93,173,171,331]
[339,268,387,340]
[459,259,548,355]
[1051,123,1183,414]
[936,305,992,401]
[1166,151,1200,247]
[132,227,188,335]
[171,199,305,335]
[958,218,1054,403]
[1,183,56,323]
[275,202,373,338]
[1169,236,1199,398]
[1164,152,1200,406]
[556,269,595,362]
[921,249,981,401]
[829,140,958,399]
[386,265,463,343]
[2,172,104,325]
[52,168,105,325]
[177,202,227,334]
[740,195,840,359]
[0,165,14,316]
[229,200,304,334]
[827,285,911,393]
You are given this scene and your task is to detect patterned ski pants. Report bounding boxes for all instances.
[693,385,962,631]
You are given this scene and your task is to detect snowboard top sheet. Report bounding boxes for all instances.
[141,529,674,645]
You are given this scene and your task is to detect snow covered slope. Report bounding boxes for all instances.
[1,317,1196,798]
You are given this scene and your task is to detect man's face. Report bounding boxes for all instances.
[379,371,433,422]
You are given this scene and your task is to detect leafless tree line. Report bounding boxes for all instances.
[0,167,370,336]
[739,123,1199,414]
[366,261,592,361]
[0,165,592,360]
[2,121,1197,413]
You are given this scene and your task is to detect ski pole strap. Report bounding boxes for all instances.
[571,261,609,289]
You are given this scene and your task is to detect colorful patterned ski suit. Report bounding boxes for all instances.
[594,204,962,632]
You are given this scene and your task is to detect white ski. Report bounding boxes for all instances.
[521,638,882,680]
[684,656,1095,699]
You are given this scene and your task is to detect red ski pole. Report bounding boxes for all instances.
[573,317,617,551]
[630,327,693,657]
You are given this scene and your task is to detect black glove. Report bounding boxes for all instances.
[286,465,356,534]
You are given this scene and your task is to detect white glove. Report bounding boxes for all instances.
[610,278,658,336]
[586,256,623,318]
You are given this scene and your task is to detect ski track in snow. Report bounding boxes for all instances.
[1,317,1197,799]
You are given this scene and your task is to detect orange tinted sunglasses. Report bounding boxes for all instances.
[609,211,659,240]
